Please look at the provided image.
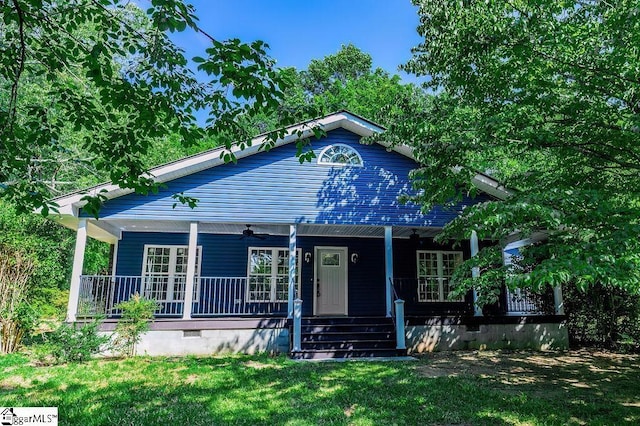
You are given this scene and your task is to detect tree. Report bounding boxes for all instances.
[0,0,312,216]
[241,44,430,138]
[300,43,373,95]
[399,1,640,298]
[0,199,109,316]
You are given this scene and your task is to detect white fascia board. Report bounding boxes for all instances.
[503,231,549,250]
[471,173,513,200]
[378,141,511,200]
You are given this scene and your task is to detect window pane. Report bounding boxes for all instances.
[144,276,168,300]
[417,278,439,302]
[247,248,300,302]
[143,245,200,302]
[318,144,363,166]
[248,276,271,301]
[417,251,462,302]
[250,250,272,275]
[321,253,340,266]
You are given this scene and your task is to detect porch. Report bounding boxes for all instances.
[66,220,567,356]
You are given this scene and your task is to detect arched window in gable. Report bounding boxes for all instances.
[317,144,363,166]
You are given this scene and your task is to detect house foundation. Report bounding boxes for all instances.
[99,318,289,356]
[405,318,568,352]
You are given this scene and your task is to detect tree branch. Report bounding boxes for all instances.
[4,0,27,137]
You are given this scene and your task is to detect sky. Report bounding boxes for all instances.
[164,0,425,84]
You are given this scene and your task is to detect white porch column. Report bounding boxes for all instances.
[553,285,565,315]
[182,222,198,320]
[288,224,297,319]
[470,230,483,317]
[67,219,87,322]
[384,226,393,317]
[110,241,119,279]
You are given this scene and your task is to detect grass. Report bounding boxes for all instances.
[1,350,638,425]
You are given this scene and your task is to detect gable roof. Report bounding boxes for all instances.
[49,110,511,240]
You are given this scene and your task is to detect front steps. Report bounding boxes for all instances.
[290,316,404,360]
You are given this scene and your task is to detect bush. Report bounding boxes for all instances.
[112,294,158,357]
[564,283,640,352]
[0,244,37,353]
[35,319,109,365]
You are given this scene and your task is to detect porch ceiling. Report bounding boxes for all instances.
[99,220,443,239]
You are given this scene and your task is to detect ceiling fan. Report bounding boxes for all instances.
[409,229,421,245]
[240,224,268,240]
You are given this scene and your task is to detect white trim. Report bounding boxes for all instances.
[313,246,349,316]
[384,226,393,317]
[111,241,119,279]
[553,285,565,315]
[416,250,464,302]
[470,230,483,316]
[67,219,87,322]
[288,224,297,318]
[50,112,383,211]
[141,244,202,303]
[183,222,198,320]
[317,143,364,167]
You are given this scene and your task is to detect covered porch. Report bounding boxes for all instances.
[66,218,568,356]
[68,219,563,321]
[69,220,437,320]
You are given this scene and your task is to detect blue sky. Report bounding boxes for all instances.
[166,0,424,83]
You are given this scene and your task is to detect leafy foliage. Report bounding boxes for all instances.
[399,0,640,297]
[241,44,429,137]
[112,294,158,357]
[564,283,640,352]
[35,318,109,364]
[0,0,314,216]
[0,200,109,316]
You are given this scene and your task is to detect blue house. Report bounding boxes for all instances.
[51,111,567,358]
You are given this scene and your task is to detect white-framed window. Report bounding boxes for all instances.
[246,247,302,302]
[141,245,202,302]
[318,144,363,166]
[416,251,464,302]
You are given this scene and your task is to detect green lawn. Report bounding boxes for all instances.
[1,350,638,425]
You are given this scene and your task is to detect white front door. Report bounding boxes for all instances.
[315,247,348,315]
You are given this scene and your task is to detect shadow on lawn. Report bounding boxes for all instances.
[1,351,638,425]
[416,350,640,424]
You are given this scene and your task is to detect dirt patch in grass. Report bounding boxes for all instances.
[416,349,640,405]
[416,349,638,379]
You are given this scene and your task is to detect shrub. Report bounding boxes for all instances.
[112,294,158,357]
[0,244,37,353]
[564,283,640,352]
[36,318,109,365]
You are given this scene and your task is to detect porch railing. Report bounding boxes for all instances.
[193,277,287,316]
[391,277,551,315]
[505,288,551,315]
[77,275,287,318]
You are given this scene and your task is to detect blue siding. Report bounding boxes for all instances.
[116,231,472,316]
[91,129,489,227]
